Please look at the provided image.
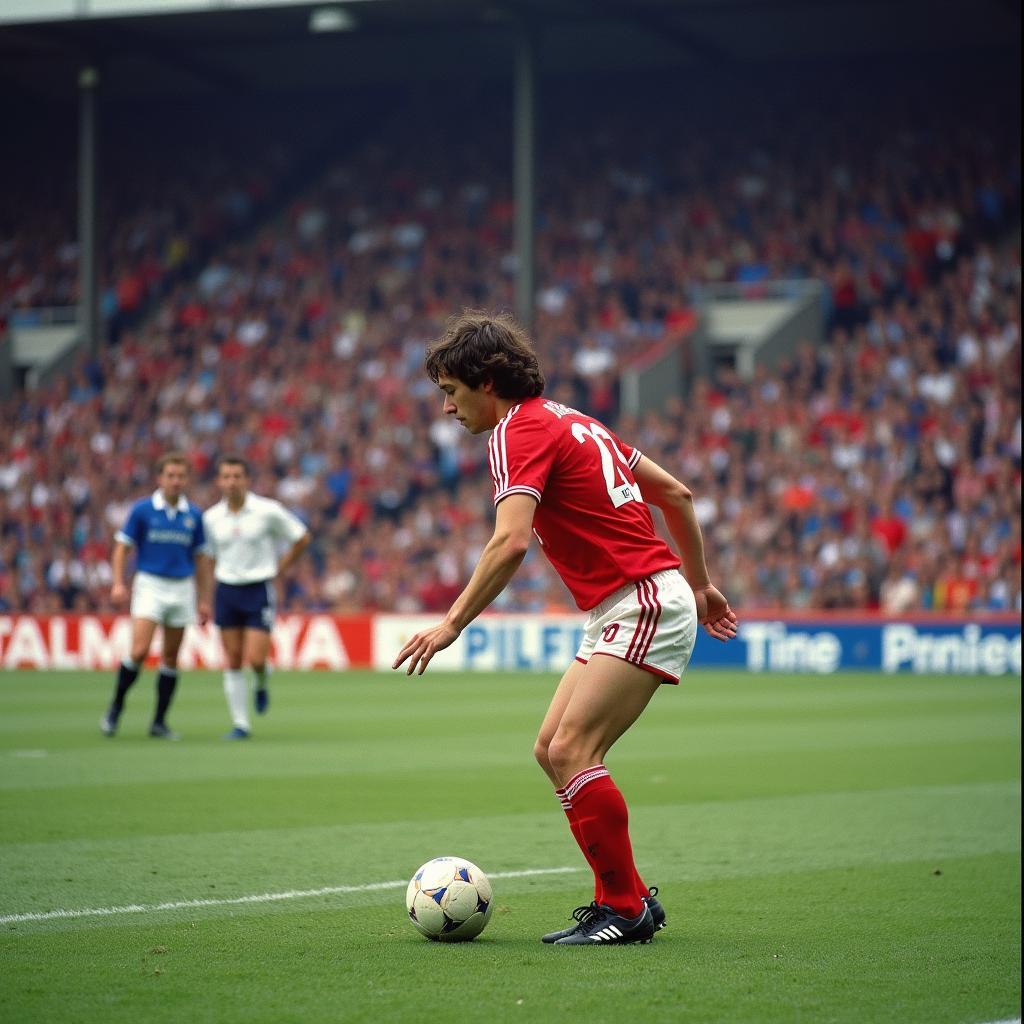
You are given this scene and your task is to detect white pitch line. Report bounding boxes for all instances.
[0,867,583,926]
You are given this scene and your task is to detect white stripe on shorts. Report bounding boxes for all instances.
[638,577,663,664]
[626,577,661,665]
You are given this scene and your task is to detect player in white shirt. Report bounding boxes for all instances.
[202,456,311,739]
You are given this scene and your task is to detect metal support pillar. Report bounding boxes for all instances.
[513,20,537,330]
[78,66,100,357]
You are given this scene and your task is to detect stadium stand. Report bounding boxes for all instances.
[1,102,363,336]
[0,73,1019,615]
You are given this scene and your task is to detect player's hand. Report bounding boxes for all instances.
[197,601,212,626]
[110,582,128,606]
[693,584,738,642]
[392,621,461,676]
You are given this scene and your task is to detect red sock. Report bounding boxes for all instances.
[632,865,650,906]
[555,786,604,904]
[563,765,644,918]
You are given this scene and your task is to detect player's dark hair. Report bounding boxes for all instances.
[425,310,545,399]
[156,451,190,474]
[217,455,250,475]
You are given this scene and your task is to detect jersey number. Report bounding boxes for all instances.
[571,422,642,509]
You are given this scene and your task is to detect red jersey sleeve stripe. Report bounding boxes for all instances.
[494,485,542,505]
[627,448,642,469]
[487,431,500,493]
[490,406,508,493]
[497,412,511,494]
[494,404,524,495]
[490,421,503,492]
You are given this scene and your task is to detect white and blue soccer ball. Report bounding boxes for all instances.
[406,856,494,942]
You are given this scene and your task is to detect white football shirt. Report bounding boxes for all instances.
[203,492,308,585]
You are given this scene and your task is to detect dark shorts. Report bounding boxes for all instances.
[215,581,275,632]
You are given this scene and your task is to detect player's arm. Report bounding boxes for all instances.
[194,553,214,625]
[393,493,536,675]
[272,504,311,577]
[446,493,535,630]
[110,540,132,606]
[110,505,143,606]
[277,531,311,576]
[631,455,737,641]
[193,514,214,624]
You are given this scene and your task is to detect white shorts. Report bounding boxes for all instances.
[131,571,196,628]
[575,569,698,684]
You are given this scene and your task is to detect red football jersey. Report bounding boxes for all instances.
[487,396,680,610]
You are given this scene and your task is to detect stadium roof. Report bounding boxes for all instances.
[0,0,1020,103]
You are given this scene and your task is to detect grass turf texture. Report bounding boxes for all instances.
[0,669,1019,1024]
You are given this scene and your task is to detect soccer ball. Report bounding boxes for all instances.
[406,856,494,942]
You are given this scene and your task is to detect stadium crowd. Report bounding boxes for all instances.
[1,75,1020,616]
[0,103,344,333]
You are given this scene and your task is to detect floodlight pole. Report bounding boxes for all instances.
[513,19,538,331]
[78,66,101,358]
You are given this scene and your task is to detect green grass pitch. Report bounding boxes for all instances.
[0,668,1019,1024]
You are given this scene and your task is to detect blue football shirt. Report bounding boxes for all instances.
[115,491,207,579]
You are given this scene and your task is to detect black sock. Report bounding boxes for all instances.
[153,667,178,726]
[111,660,141,714]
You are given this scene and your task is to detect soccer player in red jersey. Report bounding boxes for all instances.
[394,311,737,945]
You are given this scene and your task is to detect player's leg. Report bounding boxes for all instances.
[544,655,660,943]
[221,626,245,670]
[248,583,275,714]
[536,658,663,941]
[150,625,185,738]
[534,661,608,898]
[549,655,661,780]
[220,624,251,738]
[224,584,273,736]
[149,577,195,739]
[129,617,161,666]
[101,616,158,735]
[534,659,584,785]
[544,572,694,943]
[245,619,273,716]
[535,659,614,941]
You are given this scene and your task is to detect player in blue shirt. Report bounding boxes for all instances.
[100,452,213,739]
